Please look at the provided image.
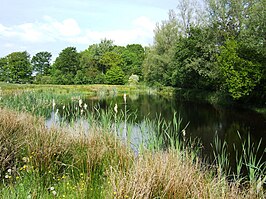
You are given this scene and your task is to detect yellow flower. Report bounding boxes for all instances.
[113,192,117,195]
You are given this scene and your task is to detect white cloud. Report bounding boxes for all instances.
[0,17,81,43]
[66,16,155,46]
[0,15,155,48]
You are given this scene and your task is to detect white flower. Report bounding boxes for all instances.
[49,186,55,191]
[7,169,11,173]
[52,190,57,196]
[114,103,118,114]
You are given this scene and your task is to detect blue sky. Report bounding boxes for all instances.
[0,0,177,58]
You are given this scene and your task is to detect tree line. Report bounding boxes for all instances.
[0,40,145,85]
[0,0,265,102]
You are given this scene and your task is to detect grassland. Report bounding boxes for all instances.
[0,83,265,198]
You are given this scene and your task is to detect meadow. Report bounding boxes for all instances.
[0,83,265,198]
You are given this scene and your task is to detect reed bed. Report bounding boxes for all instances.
[0,107,264,198]
[0,85,265,198]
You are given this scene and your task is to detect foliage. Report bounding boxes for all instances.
[106,66,125,85]
[2,51,32,83]
[31,51,52,75]
[52,47,80,85]
[0,90,264,198]
[128,74,139,85]
[217,39,262,99]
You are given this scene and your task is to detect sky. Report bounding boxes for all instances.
[0,0,177,58]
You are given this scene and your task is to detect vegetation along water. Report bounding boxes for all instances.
[0,0,265,198]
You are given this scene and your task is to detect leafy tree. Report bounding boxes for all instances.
[31,51,52,75]
[217,39,262,99]
[4,51,32,83]
[143,10,179,86]
[52,47,80,84]
[106,66,125,85]
[99,51,124,73]
[123,44,145,78]
[0,57,7,81]
[173,27,221,89]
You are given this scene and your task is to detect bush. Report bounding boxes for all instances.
[106,66,125,85]
[128,74,139,85]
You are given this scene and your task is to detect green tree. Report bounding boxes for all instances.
[99,51,124,73]
[53,47,80,84]
[0,57,7,81]
[217,39,262,99]
[106,66,125,85]
[4,51,32,83]
[31,51,52,75]
[143,10,179,86]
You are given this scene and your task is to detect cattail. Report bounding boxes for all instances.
[123,93,127,104]
[79,99,83,107]
[114,103,118,114]
[52,99,56,110]
[84,103,88,110]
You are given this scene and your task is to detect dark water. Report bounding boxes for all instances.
[47,94,266,172]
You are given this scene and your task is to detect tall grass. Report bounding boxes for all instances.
[0,87,265,198]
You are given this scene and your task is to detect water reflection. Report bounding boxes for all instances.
[46,94,266,168]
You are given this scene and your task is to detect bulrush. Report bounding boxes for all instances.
[123,93,127,104]
[83,103,88,110]
[114,103,118,114]
[52,99,56,110]
[79,99,83,108]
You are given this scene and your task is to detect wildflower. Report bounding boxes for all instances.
[79,99,83,107]
[22,157,29,163]
[7,168,11,173]
[114,192,117,195]
[123,93,127,104]
[52,190,57,196]
[49,186,55,191]
[114,103,118,114]
[16,176,20,180]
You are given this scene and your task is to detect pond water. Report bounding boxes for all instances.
[46,93,266,171]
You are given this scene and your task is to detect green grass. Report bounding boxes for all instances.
[0,84,265,198]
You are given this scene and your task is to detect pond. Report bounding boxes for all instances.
[46,93,266,173]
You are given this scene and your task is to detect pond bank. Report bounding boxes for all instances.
[0,108,264,198]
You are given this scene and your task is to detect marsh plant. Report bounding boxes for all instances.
[0,89,265,198]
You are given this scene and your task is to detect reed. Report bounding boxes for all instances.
[0,86,265,198]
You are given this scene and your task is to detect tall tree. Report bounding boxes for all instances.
[0,57,7,81]
[53,47,80,84]
[143,10,179,86]
[31,51,52,75]
[4,51,32,83]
